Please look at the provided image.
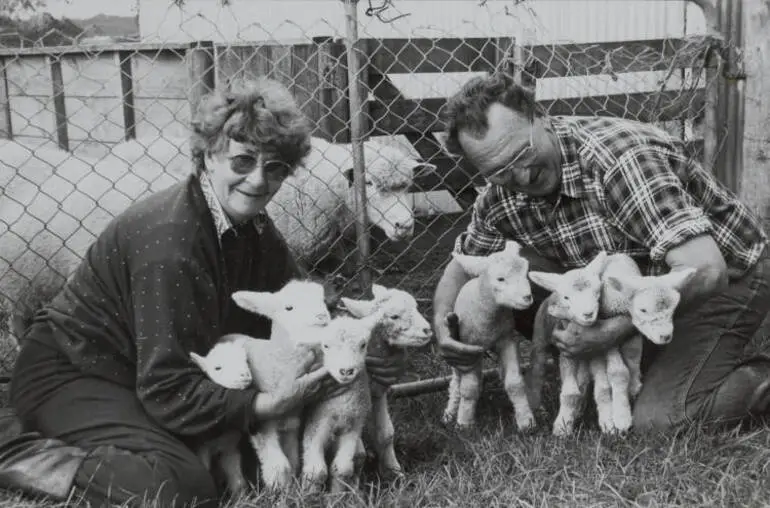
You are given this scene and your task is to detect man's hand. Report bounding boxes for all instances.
[551,314,634,358]
[436,312,484,372]
[366,349,407,388]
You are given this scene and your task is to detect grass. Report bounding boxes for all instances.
[1,212,770,507]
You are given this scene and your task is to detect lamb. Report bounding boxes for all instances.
[188,336,254,496]
[337,284,432,480]
[528,252,696,436]
[266,136,436,275]
[441,240,536,432]
[222,279,331,492]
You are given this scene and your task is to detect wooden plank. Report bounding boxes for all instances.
[540,89,705,123]
[133,97,190,140]
[369,89,705,135]
[49,55,69,151]
[118,51,136,141]
[6,96,54,138]
[132,51,188,99]
[0,57,11,139]
[0,42,194,57]
[291,43,322,136]
[5,56,51,97]
[186,41,215,121]
[526,36,719,79]
[316,37,350,143]
[60,53,121,98]
[366,37,500,74]
[64,96,125,143]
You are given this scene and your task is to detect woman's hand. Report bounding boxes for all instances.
[366,349,407,387]
[252,346,343,419]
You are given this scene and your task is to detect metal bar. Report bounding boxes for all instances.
[388,368,499,399]
[49,54,69,152]
[719,0,745,193]
[342,0,372,298]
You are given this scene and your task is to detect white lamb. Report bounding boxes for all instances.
[338,284,433,480]
[188,336,253,496]
[441,240,536,432]
[528,251,696,436]
[266,136,436,275]
[227,279,332,491]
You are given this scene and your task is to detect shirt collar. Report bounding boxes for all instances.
[198,171,267,242]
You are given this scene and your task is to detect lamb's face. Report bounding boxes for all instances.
[191,342,252,390]
[321,316,373,385]
[485,252,533,310]
[629,286,681,345]
[376,291,433,348]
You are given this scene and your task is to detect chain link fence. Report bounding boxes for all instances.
[0,0,733,390]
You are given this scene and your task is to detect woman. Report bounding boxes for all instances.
[0,78,405,507]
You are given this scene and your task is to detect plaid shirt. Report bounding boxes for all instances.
[456,116,768,278]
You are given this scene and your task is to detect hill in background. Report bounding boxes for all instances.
[0,12,139,47]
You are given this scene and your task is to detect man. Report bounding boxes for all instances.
[433,72,770,431]
[0,78,404,507]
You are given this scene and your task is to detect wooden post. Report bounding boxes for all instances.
[739,0,770,217]
[187,41,216,120]
[117,50,136,141]
[315,36,351,143]
[693,0,722,173]
[49,54,69,151]
[0,56,12,139]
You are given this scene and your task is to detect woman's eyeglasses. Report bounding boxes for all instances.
[228,154,292,181]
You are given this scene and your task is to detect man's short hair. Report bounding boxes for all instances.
[189,77,312,175]
[442,73,542,157]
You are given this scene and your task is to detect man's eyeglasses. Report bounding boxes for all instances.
[228,154,292,181]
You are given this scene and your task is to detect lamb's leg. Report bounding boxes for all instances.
[218,432,249,496]
[588,355,616,434]
[302,415,333,493]
[196,443,213,472]
[455,363,483,429]
[329,429,364,494]
[553,355,585,436]
[250,423,293,491]
[620,334,644,399]
[366,391,403,479]
[280,415,302,477]
[441,367,462,426]
[606,346,633,434]
[496,337,536,432]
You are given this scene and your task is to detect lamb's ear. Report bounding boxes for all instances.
[661,267,697,291]
[231,290,274,318]
[452,252,489,277]
[527,271,563,292]
[503,240,521,256]
[606,274,644,294]
[411,161,437,178]
[341,297,378,318]
[189,352,206,370]
[371,284,391,301]
[586,251,609,275]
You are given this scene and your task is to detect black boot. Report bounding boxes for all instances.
[0,407,86,501]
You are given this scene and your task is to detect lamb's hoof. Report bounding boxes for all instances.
[552,421,573,437]
[379,466,405,484]
[440,411,456,427]
[515,414,537,433]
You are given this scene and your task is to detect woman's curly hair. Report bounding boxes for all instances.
[442,73,543,157]
[189,77,312,175]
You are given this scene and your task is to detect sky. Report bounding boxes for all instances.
[35,0,138,18]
